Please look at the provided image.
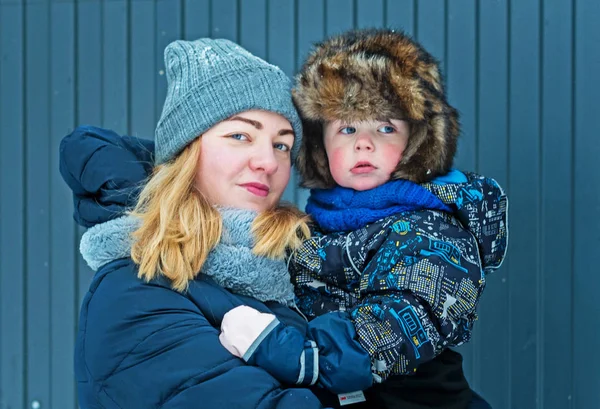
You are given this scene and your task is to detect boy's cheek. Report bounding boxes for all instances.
[328,148,348,183]
[328,148,347,169]
[382,144,405,167]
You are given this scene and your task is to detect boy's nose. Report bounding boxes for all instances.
[354,133,374,151]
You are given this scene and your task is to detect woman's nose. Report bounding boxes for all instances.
[249,144,279,174]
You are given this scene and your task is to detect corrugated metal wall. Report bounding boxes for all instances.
[1,1,599,408]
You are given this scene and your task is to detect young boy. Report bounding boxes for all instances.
[219,29,508,408]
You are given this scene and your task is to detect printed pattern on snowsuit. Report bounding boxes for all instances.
[291,173,508,381]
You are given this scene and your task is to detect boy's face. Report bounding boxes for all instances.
[323,119,409,191]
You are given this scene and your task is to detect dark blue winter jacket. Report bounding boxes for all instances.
[60,126,334,409]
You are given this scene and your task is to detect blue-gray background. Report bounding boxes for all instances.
[1,1,599,408]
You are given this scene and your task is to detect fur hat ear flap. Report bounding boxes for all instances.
[295,119,337,189]
[393,108,460,183]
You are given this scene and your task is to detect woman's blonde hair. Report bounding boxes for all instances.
[130,138,310,292]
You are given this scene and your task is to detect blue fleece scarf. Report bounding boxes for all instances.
[306,179,452,232]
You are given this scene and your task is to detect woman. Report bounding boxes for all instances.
[62,38,328,409]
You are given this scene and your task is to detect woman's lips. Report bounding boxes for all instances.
[240,183,270,197]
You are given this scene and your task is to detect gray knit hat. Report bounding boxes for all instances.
[155,38,303,164]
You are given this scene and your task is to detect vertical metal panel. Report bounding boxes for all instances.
[184,0,210,41]
[447,0,476,171]
[0,2,26,409]
[296,0,325,210]
[75,0,101,310]
[356,0,384,29]
[76,0,102,127]
[267,0,295,78]
[130,0,157,138]
[416,0,446,70]
[476,1,510,407]
[102,0,128,133]
[386,0,415,35]
[509,0,541,407]
[446,0,477,384]
[25,1,51,408]
[296,0,325,85]
[211,0,237,41]
[155,0,182,120]
[49,3,77,409]
[541,1,575,408]
[326,0,354,36]
[240,0,267,58]
[574,1,600,408]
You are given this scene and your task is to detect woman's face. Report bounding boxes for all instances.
[195,110,295,212]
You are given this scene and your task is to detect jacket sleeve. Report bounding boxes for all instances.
[348,222,485,382]
[244,311,373,394]
[81,263,326,409]
[59,125,154,227]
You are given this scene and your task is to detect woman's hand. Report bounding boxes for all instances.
[219,305,277,358]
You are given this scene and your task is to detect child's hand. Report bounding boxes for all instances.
[219,305,277,358]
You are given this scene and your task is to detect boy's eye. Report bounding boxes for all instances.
[274,143,290,152]
[340,126,357,135]
[378,125,396,133]
[229,133,249,141]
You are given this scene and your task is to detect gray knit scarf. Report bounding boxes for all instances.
[79,208,296,305]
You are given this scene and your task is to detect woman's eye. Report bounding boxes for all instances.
[229,133,249,141]
[378,125,396,133]
[274,143,290,152]
[340,126,357,135]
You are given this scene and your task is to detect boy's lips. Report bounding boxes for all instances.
[351,161,377,174]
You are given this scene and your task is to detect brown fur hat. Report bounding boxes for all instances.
[293,28,460,188]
